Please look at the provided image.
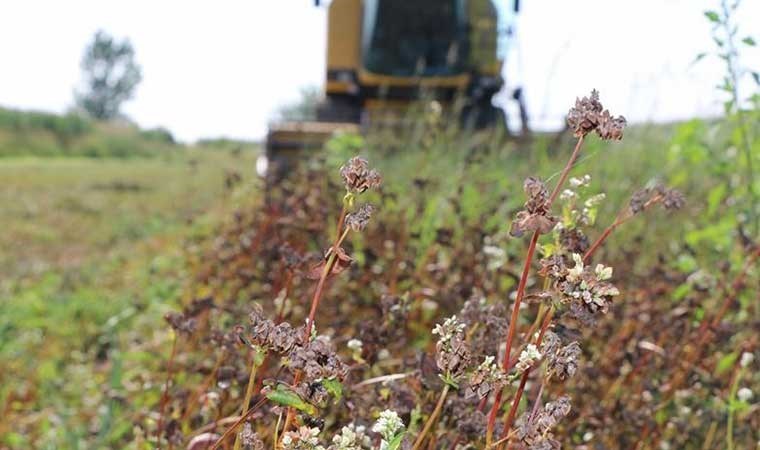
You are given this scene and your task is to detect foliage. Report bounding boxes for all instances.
[75,30,142,120]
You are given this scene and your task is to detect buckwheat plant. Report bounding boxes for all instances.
[484,90,684,448]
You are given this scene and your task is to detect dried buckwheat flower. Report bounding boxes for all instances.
[240,423,264,450]
[432,315,471,378]
[344,204,374,232]
[340,157,382,194]
[467,355,507,399]
[567,90,603,137]
[510,177,559,237]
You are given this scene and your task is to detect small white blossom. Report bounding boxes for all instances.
[584,193,606,208]
[516,343,542,373]
[740,352,754,368]
[737,387,753,402]
[347,339,363,351]
[567,253,585,282]
[372,409,404,442]
[282,426,325,450]
[569,174,591,188]
[432,315,465,347]
[595,263,613,281]
[560,189,578,201]
[330,424,371,450]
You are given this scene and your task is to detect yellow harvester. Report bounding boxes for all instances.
[265,0,519,178]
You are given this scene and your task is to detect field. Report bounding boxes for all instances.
[0,122,258,448]
[0,102,758,450]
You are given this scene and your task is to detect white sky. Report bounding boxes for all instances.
[0,0,758,142]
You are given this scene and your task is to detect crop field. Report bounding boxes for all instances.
[1,97,759,450]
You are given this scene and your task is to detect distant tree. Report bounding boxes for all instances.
[277,86,321,121]
[75,30,142,120]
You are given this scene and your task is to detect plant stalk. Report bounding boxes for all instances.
[411,383,451,450]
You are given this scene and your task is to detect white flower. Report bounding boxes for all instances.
[347,339,363,351]
[331,424,371,450]
[595,263,613,281]
[584,193,606,207]
[740,352,754,368]
[432,315,465,348]
[372,409,404,441]
[569,174,591,188]
[737,387,753,402]
[560,189,577,201]
[567,253,585,282]
[516,344,542,372]
[282,426,324,450]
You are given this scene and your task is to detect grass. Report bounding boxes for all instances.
[0,124,259,447]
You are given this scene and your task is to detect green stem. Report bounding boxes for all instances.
[726,367,744,450]
[233,347,265,450]
[411,383,451,450]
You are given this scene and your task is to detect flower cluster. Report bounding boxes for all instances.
[340,157,382,194]
[289,337,348,382]
[466,355,507,399]
[630,184,686,214]
[164,311,197,335]
[459,297,508,358]
[328,424,371,450]
[510,177,559,237]
[246,306,299,354]
[344,204,374,232]
[432,315,471,379]
[539,253,620,325]
[514,396,572,450]
[240,423,265,450]
[282,426,325,450]
[566,89,627,140]
[516,343,543,373]
[372,410,405,449]
[540,331,582,381]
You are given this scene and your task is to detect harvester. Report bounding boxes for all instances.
[264,0,521,179]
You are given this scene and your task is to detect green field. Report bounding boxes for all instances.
[0,134,258,447]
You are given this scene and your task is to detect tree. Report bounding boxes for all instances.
[75,30,142,120]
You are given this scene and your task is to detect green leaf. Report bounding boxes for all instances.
[742,36,756,46]
[715,352,739,376]
[322,377,343,403]
[386,432,406,450]
[704,10,720,23]
[671,283,692,301]
[265,384,318,416]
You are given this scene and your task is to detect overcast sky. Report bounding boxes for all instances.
[0,0,758,142]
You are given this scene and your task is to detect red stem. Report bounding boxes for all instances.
[157,335,178,449]
[486,135,586,442]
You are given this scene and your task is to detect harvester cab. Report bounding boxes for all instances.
[264,0,520,181]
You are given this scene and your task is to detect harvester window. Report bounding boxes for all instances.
[362,0,468,77]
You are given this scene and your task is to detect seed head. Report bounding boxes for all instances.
[340,157,382,194]
[344,204,374,232]
[510,177,558,237]
[567,90,626,140]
